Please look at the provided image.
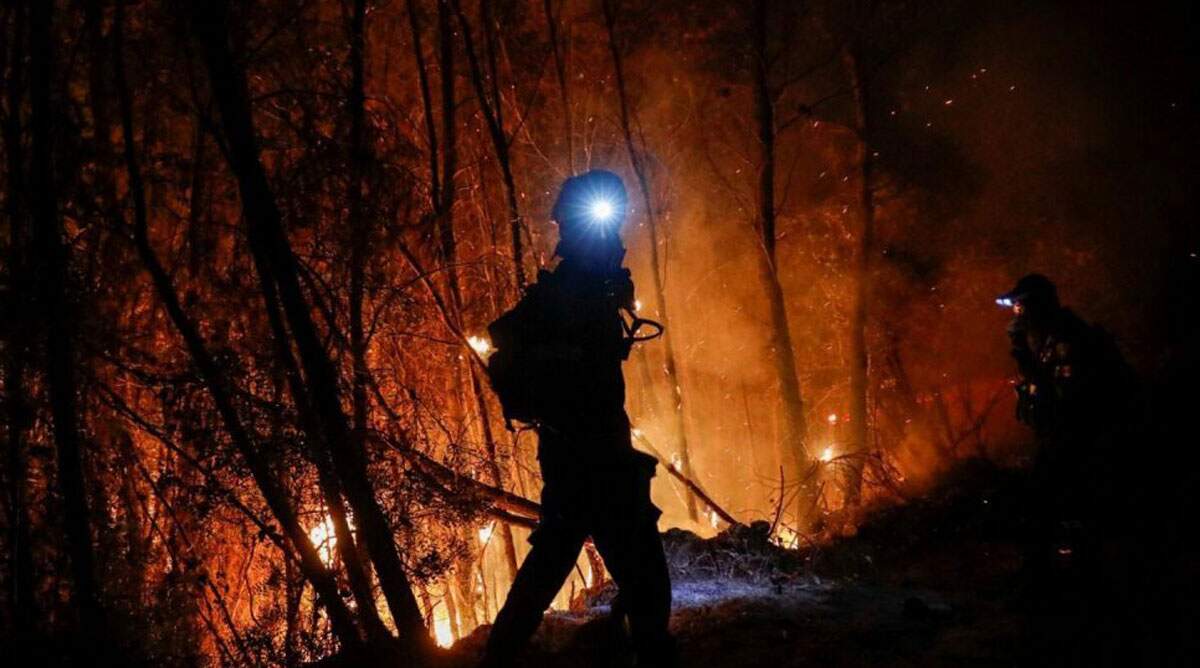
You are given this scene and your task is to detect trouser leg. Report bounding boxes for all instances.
[592,517,674,666]
[481,524,586,666]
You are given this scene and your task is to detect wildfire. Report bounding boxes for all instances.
[467,335,495,359]
[820,447,835,463]
[308,516,337,565]
[771,526,801,549]
[432,605,454,648]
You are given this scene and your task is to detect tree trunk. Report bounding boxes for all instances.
[343,0,394,640]
[452,0,527,289]
[750,0,812,527]
[29,0,104,641]
[601,0,699,521]
[842,44,873,508]
[188,4,428,652]
[543,0,573,174]
[421,0,521,581]
[115,3,363,648]
[2,0,36,634]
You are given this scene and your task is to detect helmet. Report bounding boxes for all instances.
[996,273,1059,314]
[552,169,628,237]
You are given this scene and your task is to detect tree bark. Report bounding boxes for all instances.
[602,0,699,521]
[2,0,36,634]
[188,4,428,652]
[750,0,812,527]
[29,0,104,641]
[842,44,873,508]
[342,0,394,640]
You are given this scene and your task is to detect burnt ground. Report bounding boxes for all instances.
[440,459,1198,668]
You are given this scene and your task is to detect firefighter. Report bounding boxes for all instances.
[480,170,675,667]
[999,274,1133,491]
[998,273,1139,608]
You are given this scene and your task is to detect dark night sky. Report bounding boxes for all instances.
[900,0,1198,367]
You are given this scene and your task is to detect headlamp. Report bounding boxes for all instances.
[551,169,628,240]
[589,197,616,225]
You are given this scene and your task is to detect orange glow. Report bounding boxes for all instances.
[308,516,337,566]
[433,606,454,648]
[478,522,495,544]
[467,335,495,359]
[771,526,800,549]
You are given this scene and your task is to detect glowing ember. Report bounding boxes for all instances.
[820,447,835,463]
[771,526,800,549]
[467,335,495,358]
[478,522,495,544]
[432,606,454,647]
[308,516,336,565]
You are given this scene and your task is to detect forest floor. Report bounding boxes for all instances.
[439,459,1195,668]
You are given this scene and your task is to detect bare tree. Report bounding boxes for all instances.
[841,41,874,507]
[188,1,429,654]
[29,0,104,643]
[750,0,813,524]
[113,1,365,648]
[543,0,573,174]
[452,0,529,289]
[409,0,521,582]
[602,0,699,521]
[2,0,36,637]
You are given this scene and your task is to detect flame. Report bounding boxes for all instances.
[820,447,835,463]
[308,516,337,565]
[634,299,643,312]
[432,606,454,648]
[771,526,800,549]
[478,522,494,544]
[708,509,720,529]
[826,413,838,424]
[467,335,495,359]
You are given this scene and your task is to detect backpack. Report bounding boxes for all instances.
[485,287,546,426]
[484,269,663,428]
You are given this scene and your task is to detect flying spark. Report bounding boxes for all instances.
[467,335,495,359]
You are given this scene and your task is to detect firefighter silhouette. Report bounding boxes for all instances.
[999,274,1134,483]
[998,274,1139,581]
[480,170,675,667]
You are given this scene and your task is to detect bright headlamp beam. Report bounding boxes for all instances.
[588,197,616,224]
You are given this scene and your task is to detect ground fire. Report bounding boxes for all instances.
[1,0,1195,666]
